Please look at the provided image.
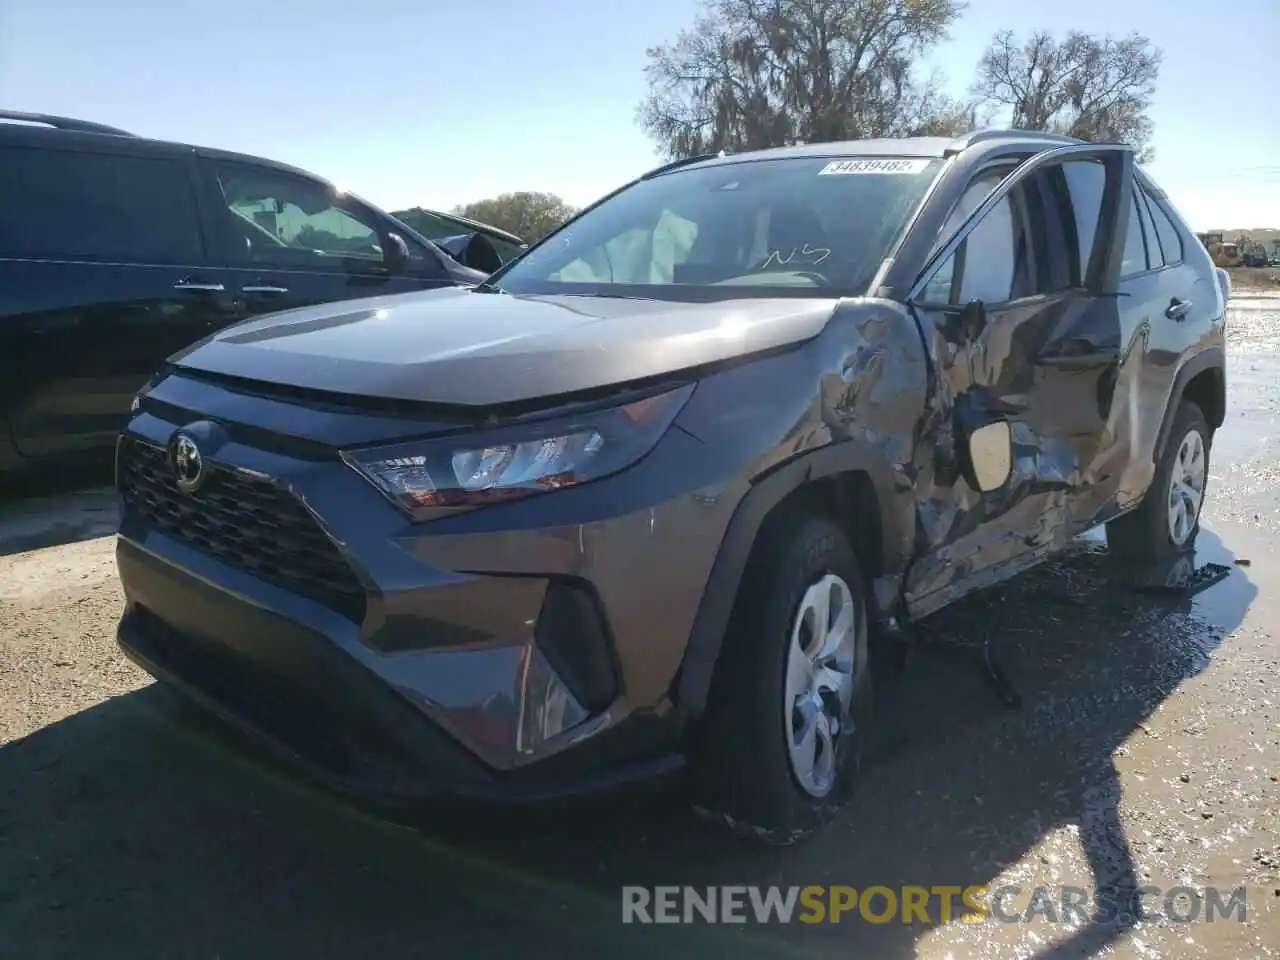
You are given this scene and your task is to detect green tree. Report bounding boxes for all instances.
[453,192,578,243]
[971,30,1163,162]
[637,0,974,159]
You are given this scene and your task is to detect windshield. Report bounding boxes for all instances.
[493,156,943,300]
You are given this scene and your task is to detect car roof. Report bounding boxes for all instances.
[0,110,351,188]
[652,128,1088,175]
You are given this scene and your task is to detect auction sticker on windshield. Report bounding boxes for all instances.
[818,158,932,175]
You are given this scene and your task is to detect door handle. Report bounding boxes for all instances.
[241,285,290,295]
[1165,297,1192,320]
[1035,350,1119,370]
[173,279,226,292]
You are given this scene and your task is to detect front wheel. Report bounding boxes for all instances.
[693,514,871,845]
[1107,400,1212,560]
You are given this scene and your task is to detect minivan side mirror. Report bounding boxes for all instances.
[383,232,410,275]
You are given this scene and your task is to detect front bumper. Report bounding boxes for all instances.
[114,378,747,801]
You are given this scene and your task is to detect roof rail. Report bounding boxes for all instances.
[945,128,1083,156]
[0,110,136,137]
[640,152,722,179]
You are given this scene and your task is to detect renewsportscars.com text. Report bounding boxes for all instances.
[620,884,1248,925]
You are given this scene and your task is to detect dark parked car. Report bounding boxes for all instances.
[0,111,498,476]
[391,207,528,265]
[115,130,1227,844]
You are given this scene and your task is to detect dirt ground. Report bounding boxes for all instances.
[1232,267,1280,292]
[2,298,1279,959]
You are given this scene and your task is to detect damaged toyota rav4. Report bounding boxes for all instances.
[116,130,1227,844]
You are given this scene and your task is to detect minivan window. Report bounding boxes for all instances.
[0,146,202,263]
[213,162,386,270]
[494,156,945,299]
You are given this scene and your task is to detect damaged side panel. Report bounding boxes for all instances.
[905,292,1127,616]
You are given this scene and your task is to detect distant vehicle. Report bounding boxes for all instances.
[0,110,500,476]
[392,207,528,266]
[115,129,1227,844]
[1241,243,1269,267]
[1210,241,1242,268]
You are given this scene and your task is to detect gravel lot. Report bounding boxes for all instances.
[2,298,1278,959]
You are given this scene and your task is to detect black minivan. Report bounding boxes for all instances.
[0,111,495,476]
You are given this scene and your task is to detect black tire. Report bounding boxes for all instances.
[1106,399,1212,561]
[692,513,872,845]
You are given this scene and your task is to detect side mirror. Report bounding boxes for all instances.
[435,232,503,275]
[968,420,1012,492]
[383,232,410,275]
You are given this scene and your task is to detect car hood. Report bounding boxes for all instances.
[170,286,838,407]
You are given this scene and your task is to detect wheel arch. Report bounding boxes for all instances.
[674,441,912,720]
[1154,347,1226,463]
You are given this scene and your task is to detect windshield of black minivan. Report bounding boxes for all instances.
[492,156,943,299]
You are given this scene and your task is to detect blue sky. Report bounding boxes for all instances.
[1,0,1275,230]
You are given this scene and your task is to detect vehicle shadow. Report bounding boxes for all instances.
[0,457,118,556]
[0,527,1256,959]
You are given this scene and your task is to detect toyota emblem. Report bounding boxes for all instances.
[170,432,206,493]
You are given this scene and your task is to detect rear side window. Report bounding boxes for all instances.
[1135,188,1162,268]
[1141,187,1185,265]
[0,146,202,263]
[1120,194,1149,277]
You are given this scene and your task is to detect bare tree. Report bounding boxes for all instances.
[638,0,972,159]
[971,30,1162,161]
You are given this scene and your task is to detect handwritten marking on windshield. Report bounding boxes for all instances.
[762,244,832,268]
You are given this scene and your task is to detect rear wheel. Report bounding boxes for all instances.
[1107,400,1211,560]
[693,514,871,845]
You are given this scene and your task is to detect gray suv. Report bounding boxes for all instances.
[114,130,1227,844]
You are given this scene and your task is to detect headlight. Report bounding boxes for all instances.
[343,383,694,519]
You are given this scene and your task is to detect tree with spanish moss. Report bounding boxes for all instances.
[638,0,976,160]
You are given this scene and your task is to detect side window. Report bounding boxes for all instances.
[1142,187,1184,265]
[1119,194,1149,277]
[1061,161,1106,283]
[956,196,1017,304]
[213,162,385,270]
[920,172,1008,304]
[489,237,526,264]
[0,146,202,263]
[1135,189,1163,268]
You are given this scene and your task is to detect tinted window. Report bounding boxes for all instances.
[1142,188,1184,264]
[213,162,387,270]
[1061,161,1106,282]
[0,146,202,263]
[1120,194,1149,276]
[497,156,945,298]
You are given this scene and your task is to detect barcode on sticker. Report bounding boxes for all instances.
[818,158,931,175]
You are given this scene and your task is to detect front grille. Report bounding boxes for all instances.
[118,437,366,622]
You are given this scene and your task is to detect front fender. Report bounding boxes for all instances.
[673,298,929,718]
